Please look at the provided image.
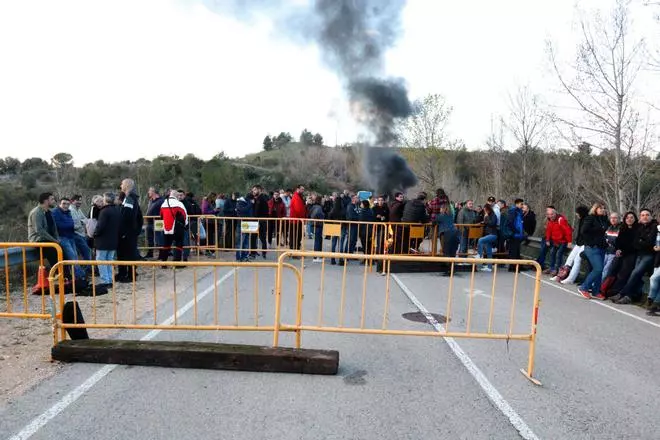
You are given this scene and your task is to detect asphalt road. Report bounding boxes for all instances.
[2,253,660,440]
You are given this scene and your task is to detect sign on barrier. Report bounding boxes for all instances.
[154,220,164,232]
[240,221,259,233]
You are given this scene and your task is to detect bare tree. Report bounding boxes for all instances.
[485,116,507,197]
[505,85,551,196]
[397,94,452,148]
[548,0,645,213]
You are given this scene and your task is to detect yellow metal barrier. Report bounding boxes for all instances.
[0,242,63,321]
[275,251,543,384]
[48,259,302,345]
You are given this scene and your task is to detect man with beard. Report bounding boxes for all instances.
[27,192,60,268]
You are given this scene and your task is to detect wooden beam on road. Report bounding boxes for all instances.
[52,339,339,375]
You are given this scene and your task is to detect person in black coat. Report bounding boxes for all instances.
[522,203,536,244]
[612,209,658,304]
[117,179,143,282]
[94,193,121,286]
[577,203,609,298]
[250,185,269,259]
[400,192,430,253]
[604,211,638,297]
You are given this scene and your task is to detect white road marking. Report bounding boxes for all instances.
[463,288,489,298]
[7,270,234,440]
[521,273,660,330]
[392,274,541,440]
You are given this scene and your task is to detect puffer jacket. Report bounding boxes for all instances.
[401,200,429,224]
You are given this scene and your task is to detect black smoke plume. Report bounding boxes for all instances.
[203,0,418,194]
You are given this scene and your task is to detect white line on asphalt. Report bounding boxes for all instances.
[391,274,541,440]
[7,270,234,440]
[521,273,660,330]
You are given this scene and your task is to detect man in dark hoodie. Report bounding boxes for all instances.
[250,185,269,259]
[400,192,430,254]
[117,178,143,282]
[223,192,238,249]
[373,195,389,254]
[310,195,325,262]
[612,209,658,304]
[235,194,253,262]
[345,195,360,256]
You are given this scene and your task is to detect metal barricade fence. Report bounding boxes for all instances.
[48,259,302,345]
[274,251,543,384]
[0,242,63,320]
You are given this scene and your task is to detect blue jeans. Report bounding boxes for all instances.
[306,221,313,238]
[459,228,470,254]
[314,225,323,252]
[649,267,660,304]
[73,234,92,261]
[182,229,190,260]
[602,253,616,281]
[477,234,498,268]
[235,231,250,261]
[340,225,348,253]
[620,254,655,301]
[348,225,358,254]
[331,236,340,255]
[538,241,567,271]
[579,246,605,294]
[96,249,116,284]
[59,237,85,279]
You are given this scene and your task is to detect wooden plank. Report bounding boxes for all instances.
[52,339,339,375]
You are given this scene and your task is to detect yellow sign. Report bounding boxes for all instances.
[154,220,164,232]
[240,221,259,233]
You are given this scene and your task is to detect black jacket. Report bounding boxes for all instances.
[401,200,429,224]
[615,225,638,256]
[522,210,537,237]
[373,205,389,222]
[574,217,586,246]
[633,220,658,256]
[580,215,608,248]
[94,205,121,251]
[328,200,346,221]
[253,194,269,218]
[389,200,405,222]
[483,213,498,236]
[223,199,237,217]
[119,191,143,238]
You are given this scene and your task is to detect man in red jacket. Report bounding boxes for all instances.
[289,185,306,251]
[537,206,573,275]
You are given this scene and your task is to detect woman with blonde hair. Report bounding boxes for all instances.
[577,203,609,299]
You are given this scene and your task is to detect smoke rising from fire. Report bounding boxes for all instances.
[203,0,418,194]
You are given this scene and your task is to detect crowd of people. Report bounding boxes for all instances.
[24,178,660,315]
[535,204,660,315]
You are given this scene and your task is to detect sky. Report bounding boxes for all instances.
[0,0,657,165]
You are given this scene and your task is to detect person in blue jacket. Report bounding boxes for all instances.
[51,198,86,279]
[506,198,526,271]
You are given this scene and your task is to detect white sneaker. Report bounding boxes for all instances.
[560,279,573,285]
[481,267,492,272]
[312,258,323,263]
[472,254,481,259]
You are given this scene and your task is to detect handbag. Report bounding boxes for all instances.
[556,265,571,281]
[198,222,207,240]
